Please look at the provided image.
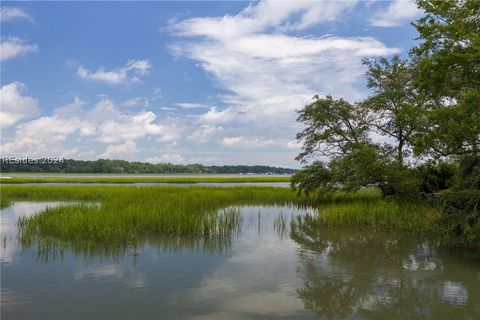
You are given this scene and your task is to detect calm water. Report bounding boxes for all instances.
[1,202,479,319]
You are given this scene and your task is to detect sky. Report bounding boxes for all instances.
[0,0,422,168]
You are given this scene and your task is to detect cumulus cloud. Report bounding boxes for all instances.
[0,82,38,129]
[77,59,152,84]
[0,97,182,158]
[146,153,185,164]
[221,136,296,149]
[369,0,421,27]
[146,153,220,165]
[222,136,276,148]
[169,0,396,158]
[0,37,38,61]
[170,0,356,38]
[0,7,33,23]
[188,125,223,144]
[198,107,236,124]
[98,140,137,159]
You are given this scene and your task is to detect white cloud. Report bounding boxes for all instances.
[174,102,210,109]
[0,37,38,61]
[77,59,152,84]
[169,0,396,160]
[221,136,277,148]
[0,97,183,159]
[188,125,223,144]
[146,153,185,164]
[0,82,38,129]
[170,0,356,39]
[122,97,150,108]
[198,107,236,124]
[59,147,80,158]
[369,0,421,27]
[98,140,137,159]
[0,7,33,23]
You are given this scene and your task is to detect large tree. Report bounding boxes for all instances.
[411,0,480,157]
[362,55,422,166]
[295,95,369,163]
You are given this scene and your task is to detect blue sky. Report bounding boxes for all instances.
[1,0,421,168]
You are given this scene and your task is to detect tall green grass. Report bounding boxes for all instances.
[0,175,290,184]
[1,185,450,259]
[2,186,312,255]
[316,200,441,233]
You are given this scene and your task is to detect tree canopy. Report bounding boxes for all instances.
[292,0,479,198]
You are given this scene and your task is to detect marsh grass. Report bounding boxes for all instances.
[29,208,242,263]
[3,186,313,258]
[0,196,11,209]
[292,189,442,236]
[2,185,447,259]
[0,175,290,184]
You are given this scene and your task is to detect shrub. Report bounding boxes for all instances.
[417,160,456,193]
[452,155,480,190]
[441,190,480,248]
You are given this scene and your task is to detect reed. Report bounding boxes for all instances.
[0,175,290,184]
[306,198,442,234]
[3,186,312,250]
[1,185,448,258]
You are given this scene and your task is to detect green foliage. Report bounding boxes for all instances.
[293,1,479,203]
[417,160,456,193]
[329,143,387,192]
[294,143,421,199]
[0,158,296,175]
[441,190,480,247]
[295,95,368,162]
[452,155,480,190]
[290,161,331,195]
[362,55,422,165]
[412,0,480,157]
[413,0,480,98]
[381,165,421,200]
[294,56,424,199]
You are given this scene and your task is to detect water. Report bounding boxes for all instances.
[2,202,479,319]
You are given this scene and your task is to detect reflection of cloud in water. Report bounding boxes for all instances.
[442,281,468,305]
[0,288,31,313]
[188,206,309,319]
[190,288,304,320]
[402,254,439,271]
[73,263,147,289]
[1,202,69,264]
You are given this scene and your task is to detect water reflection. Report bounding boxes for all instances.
[1,202,74,265]
[1,202,479,319]
[290,214,480,319]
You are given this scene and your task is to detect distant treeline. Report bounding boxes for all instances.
[0,159,295,174]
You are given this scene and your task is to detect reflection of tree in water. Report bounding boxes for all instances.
[290,214,480,319]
